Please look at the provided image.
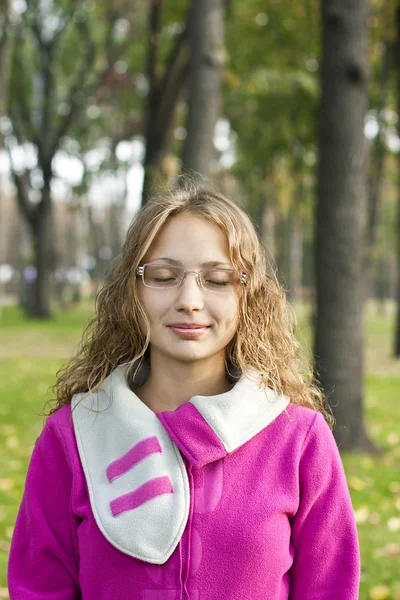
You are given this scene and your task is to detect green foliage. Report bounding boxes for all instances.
[225,0,320,180]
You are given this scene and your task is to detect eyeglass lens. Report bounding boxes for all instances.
[143,265,240,292]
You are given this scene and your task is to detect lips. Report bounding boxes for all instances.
[167,324,210,338]
[168,323,209,329]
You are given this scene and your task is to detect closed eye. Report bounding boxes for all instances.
[206,280,229,286]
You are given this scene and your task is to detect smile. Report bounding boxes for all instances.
[167,326,209,338]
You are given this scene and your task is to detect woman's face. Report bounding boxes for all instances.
[137,213,240,367]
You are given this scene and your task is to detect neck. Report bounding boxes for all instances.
[136,352,231,413]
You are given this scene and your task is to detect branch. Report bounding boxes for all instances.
[154,8,191,135]
[89,8,137,96]
[158,15,189,98]
[0,0,11,63]
[0,0,12,118]
[145,5,190,139]
[157,59,190,132]
[109,116,142,153]
[6,144,37,227]
[51,0,82,48]
[147,0,163,99]
[50,3,136,154]
[49,15,96,155]
[366,40,392,249]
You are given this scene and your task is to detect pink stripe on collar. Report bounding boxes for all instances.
[106,436,162,483]
[110,476,174,517]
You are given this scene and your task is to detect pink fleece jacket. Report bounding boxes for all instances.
[8,366,360,599]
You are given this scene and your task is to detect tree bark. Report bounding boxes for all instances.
[288,215,303,302]
[262,201,276,262]
[394,5,400,356]
[364,41,391,300]
[181,0,225,178]
[31,196,52,318]
[0,0,12,124]
[141,2,191,204]
[314,0,377,451]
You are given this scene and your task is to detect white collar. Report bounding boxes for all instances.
[72,364,289,564]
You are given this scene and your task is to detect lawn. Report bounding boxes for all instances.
[0,302,399,599]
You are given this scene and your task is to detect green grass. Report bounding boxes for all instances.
[0,302,399,599]
[343,375,400,600]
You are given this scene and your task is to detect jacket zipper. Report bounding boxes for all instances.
[180,457,194,600]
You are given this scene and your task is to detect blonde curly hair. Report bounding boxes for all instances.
[51,181,331,425]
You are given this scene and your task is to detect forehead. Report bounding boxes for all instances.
[145,213,232,264]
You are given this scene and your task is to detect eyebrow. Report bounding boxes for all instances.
[147,257,233,268]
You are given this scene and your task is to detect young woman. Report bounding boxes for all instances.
[8,184,360,599]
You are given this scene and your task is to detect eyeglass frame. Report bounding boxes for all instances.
[136,263,247,293]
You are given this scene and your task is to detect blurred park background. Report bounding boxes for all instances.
[0,0,400,598]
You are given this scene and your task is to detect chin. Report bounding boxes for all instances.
[167,349,211,363]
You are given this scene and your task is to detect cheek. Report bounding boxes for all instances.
[138,289,170,324]
[219,296,240,329]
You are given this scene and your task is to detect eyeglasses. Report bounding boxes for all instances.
[136,263,247,294]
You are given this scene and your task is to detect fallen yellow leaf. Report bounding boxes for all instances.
[374,543,400,558]
[368,512,381,525]
[0,540,10,552]
[387,432,400,445]
[5,436,19,450]
[348,476,367,491]
[387,517,400,532]
[354,506,369,524]
[389,482,400,493]
[0,425,15,436]
[0,479,14,491]
[369,585,391,600]
[361,456,373,469]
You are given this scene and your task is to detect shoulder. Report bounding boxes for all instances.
[46,404,73,427]
[37,405,78,466]
[45,404,74,438]
[267,403,334,459]
[276,403,329,438]
[282,404,343,474]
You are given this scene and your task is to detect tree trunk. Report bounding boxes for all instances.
[394,260,400,356]
[8,3,136,316]
[393,6,400,356]
[0,0,12,124]
[87,205,103,278]
[142,130,166,202]
[141,3,191,204]
[289,216,303,302]
[181,0,225,177]
[314,0,376,451]
[30,198,52,318]
[364,41,391,301]
[262,200,276,262]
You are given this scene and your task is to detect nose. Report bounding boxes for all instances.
[173,272,204,313]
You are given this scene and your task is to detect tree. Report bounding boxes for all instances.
[314,0,376,451]
[6,0,137,317]
[141,0,191,203]
[181,0,225,177]
[224,0,320,287]
[363,0,397,301]
[394,2,400,356]
[0,0,12,124]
